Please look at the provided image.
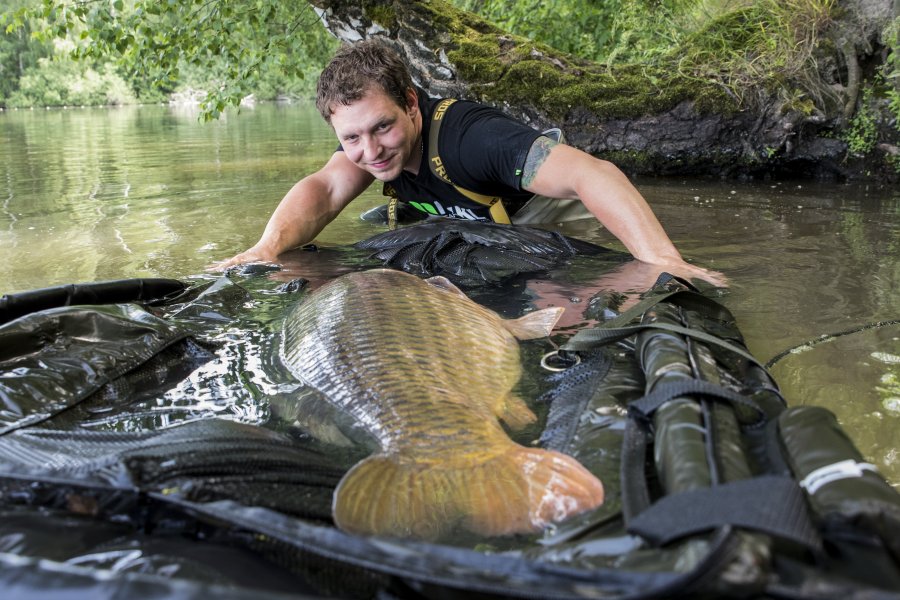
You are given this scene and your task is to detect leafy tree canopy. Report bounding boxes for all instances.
[3,0,339,117]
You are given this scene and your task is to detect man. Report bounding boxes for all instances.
[215,40,725,287]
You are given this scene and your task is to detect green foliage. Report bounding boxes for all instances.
[450,0,620,62]
[877,369,900,414]
[6,54,134,106]
[842,86,877,156]
[882,16,900,86]
[447,0,731,65]
[0,0,54,103]
[4,0,338,117]
[881,18,900,129]
[4,0,838,119]
[669,0,835,109]
[452,0,836,112]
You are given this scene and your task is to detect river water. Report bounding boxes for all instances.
[1,103,898,488]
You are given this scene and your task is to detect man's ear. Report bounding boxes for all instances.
[405,88,418,115]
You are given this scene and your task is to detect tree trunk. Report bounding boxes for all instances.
[309,0,899,181]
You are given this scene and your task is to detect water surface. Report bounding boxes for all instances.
[2,103,898,487]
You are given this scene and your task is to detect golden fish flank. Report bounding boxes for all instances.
[281,269,604,539]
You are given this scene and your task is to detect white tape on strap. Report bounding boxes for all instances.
[799,459,879,495]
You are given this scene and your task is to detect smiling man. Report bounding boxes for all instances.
[216,39,724,287]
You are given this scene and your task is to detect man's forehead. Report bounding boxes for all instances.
[330,88,403,128]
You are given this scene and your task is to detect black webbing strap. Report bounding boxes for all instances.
[619,380,772,523]
[571,287,688,335]
[620,419,654,521]
[562,279,765,372]
[564,321,768,373]
[630,379,768,429]
[627,476,823,554]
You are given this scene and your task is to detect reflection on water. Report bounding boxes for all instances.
[1,104,898,487]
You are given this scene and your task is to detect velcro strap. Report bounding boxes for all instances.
[627,476,823,553]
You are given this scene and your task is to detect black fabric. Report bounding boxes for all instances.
[381,89,542,221]
[626,476,823,552]
[620,419,654,522]
[0,419,344,521]
[0,278,186,325]
[539,351,614,452]
[3,254,900,598]
[0,304,201,435]
[566,320,768,372]
[356,218,620,284]
[156,496,688,600]
[0,551,317,600]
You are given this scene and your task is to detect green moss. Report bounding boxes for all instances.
[452,0,834,119]
[447,37,505,81]
[463,48,734,120]
[431,0,737,120]
[782,97,817,116]
[363,3,397,30]
[410,0,503,36]
[600,149,655,167]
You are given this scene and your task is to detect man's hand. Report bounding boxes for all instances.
[207,245,281,272]
[649,258,729,289]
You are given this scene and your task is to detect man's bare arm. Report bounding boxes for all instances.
[212,152,374,269]
[521,139,727,286]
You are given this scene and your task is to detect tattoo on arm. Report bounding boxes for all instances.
[521,136,558,189]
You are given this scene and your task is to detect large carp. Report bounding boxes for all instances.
[281,269,604,539]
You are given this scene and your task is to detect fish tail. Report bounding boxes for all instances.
[332,447,604,539]
[462,445,604,537]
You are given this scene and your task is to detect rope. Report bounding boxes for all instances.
[764,319,900,369]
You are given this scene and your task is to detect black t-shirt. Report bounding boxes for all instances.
[382,91,544,221]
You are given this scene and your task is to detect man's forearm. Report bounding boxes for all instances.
[576,160,683,265]
[252,178,343,260]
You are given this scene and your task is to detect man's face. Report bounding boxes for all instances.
[330,86,420,181]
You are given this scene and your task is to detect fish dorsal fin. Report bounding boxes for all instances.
[424,275,467,298]
[503,307,564,340]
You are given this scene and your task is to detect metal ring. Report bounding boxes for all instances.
[540,350,581,372]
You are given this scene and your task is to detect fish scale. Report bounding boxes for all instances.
[282,268,604,539]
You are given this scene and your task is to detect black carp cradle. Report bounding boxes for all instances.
[281,268,604,540]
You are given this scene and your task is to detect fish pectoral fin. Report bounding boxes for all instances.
[498,393,537,430]
[502,307,564,340]
[424,275,467,298]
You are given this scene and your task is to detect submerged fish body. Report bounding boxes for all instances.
[281,268,604,539]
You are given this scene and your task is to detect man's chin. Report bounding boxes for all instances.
[369,169,400,182]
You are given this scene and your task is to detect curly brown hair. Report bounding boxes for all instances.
[315,39,415,123]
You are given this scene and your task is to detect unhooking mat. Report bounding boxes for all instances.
[1,221,899,599]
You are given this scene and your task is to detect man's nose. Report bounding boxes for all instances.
[361,136,381,161]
